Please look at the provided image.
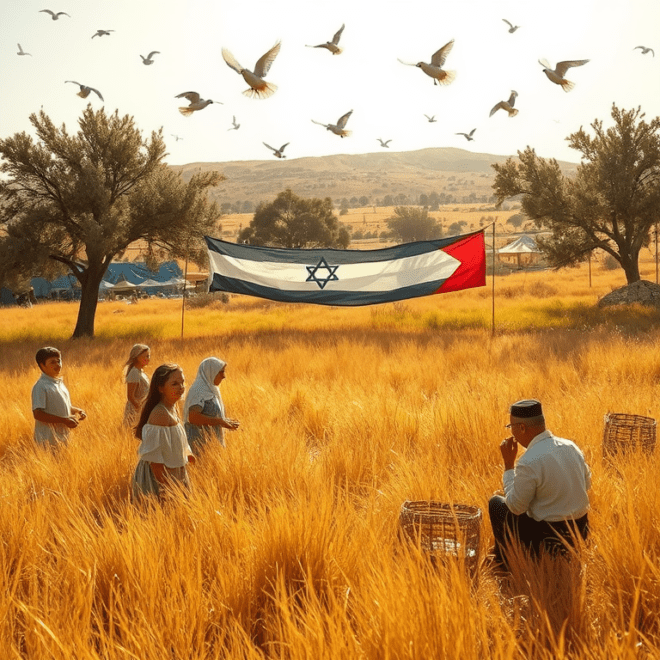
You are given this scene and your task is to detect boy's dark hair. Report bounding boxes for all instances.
[35,347,61,366]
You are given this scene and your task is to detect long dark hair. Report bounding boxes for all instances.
[134,363,181,440]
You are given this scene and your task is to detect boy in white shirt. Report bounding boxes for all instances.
[32,347,86,446]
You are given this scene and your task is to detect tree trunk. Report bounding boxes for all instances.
[71,265,105,339]
[621,250,641,284]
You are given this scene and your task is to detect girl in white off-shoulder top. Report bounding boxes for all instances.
[131,363,195,501]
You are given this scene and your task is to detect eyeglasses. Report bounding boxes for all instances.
[505,422,524,429]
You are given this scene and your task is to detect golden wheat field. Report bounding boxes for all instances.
[2,261,660,659]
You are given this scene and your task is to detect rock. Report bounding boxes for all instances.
[597,280,660,308]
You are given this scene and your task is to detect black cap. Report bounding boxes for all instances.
[510,399,543,419]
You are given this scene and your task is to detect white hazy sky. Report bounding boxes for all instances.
[2,0,660,167]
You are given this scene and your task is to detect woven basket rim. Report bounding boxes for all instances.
[603,412,656,426]
[400,500,482,520]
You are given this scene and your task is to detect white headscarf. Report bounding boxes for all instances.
[183,357,226,423]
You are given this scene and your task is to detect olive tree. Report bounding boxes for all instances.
[492,105,660,283]
[0,106,222,337]
[238,189,350,248]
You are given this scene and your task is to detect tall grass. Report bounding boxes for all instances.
[1,263,660,658]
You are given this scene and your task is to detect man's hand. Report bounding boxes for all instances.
[499,436,518,471]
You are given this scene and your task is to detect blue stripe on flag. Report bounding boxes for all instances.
[208,272,447,306]
[205,235,464,264]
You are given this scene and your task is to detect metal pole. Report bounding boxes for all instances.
[181,251,189,340]
[655,222,658,284]
[491,221,496,336]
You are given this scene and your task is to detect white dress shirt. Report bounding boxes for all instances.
[503,429,591,522]
[31,372,72,443]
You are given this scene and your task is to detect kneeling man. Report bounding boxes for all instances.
[489,399,591,565]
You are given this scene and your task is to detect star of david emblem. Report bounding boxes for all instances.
[305,257,339,289]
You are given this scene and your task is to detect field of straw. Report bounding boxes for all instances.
[2,260,660,659]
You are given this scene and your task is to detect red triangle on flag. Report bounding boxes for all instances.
[435,231,486,294]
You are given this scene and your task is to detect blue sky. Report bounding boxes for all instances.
[2,0,659,166]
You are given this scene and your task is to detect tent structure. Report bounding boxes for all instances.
[111,277,141,295]
[498,234,542,268]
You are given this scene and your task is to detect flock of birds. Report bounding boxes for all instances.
[16,10,658,159]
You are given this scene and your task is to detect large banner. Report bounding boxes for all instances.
[205,230,485,306]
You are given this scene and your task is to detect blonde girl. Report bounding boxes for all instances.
[122,344,150,428]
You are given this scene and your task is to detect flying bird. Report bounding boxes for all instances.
[175,91,219,116]
[228,116,240,131]
[222,42,281,99]
[490,91,518,117]
[634,46,655,57]
[17,44,32,56]
[306,24,345,55]
[424,114,437,123]
[456,128,476,141]
[66,81,104,101]
[171,134,183,141]
[92,30,114,39]
[502,19,520,33]
[538,59,589,92]
[140,51,160,65]
[263,142,289,158]
[398,40,456,86]
[377,139,391,148]
[40,9,69,20]
[311,110,353,137]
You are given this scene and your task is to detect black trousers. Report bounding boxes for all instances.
[488,495,589,560]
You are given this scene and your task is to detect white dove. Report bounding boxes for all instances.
[377,139,391,148]
[490,91,518,117]
[306,24,345,55]
[311,110,353,137]
[228,116,240,131]
[263,142,289,158]
[634,46,655,57]
[40,9,69,20]
[175,92,219,116]
[222,42,281,99]
[538,59,589,92]
[502,19,520,33]
[140,51,160,65]
[17,44,32,56]
[398,40,456,86]
[92,30,114,39]
[171,134,183,141]
[456,128,476,141]
[66,81,104,101]
[424,114,437,123]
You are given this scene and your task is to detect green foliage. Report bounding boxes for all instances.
[448,221,467,236]
[0,106,222,337]
[492,104,660,284]
[507,213,526,228]
[385,206,442,242]
[238,189,350,248]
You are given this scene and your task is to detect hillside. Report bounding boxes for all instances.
[171,147,578,209]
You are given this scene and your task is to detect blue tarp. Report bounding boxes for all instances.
[0,261,183,305]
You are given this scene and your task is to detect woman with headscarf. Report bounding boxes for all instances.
[183,357,239,449]
[122,344,151,428]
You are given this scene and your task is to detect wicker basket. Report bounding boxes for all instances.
[602,413,656,458]
[399,501,482,573]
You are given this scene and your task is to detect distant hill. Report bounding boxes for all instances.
[171,147,578,209]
